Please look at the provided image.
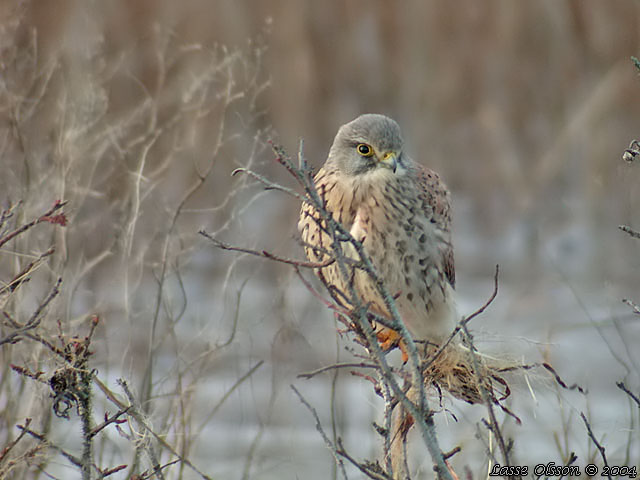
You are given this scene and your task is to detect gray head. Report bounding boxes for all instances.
[327,114,405,176]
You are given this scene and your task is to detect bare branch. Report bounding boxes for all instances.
[116,379,214,480]
[422,264,500,372]
[231,167,307,201]
[460,323,513,472]
[291,385,349,480]
[90,407,131,438]
[197,360,264,432]
[0,418,32,463]
[616,381,640,409]
[335,438,390,480]
[580,412,612,480]
[0,200,67,249]
[297,362,379,379]
[542,363,586,394]
[0,247,55,296]
[619,225,640,239]
[0,277,62,346]
[16,423,84,468]
[199,230,335,268]
[622,298,640,316]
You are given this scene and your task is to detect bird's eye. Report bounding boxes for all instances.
[357,143,373,157]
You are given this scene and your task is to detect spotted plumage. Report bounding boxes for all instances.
[298,114,457,345]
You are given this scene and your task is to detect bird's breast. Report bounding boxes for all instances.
[349,189,456,342]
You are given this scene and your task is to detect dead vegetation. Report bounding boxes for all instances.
[1,2,639,480]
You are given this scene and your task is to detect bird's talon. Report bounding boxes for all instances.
[376,329,409,362]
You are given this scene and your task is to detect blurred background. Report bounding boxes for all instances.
[1,1,639,478]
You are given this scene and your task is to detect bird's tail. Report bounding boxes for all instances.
[422,342,511,405]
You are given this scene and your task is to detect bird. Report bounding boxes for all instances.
[298,114,505,479]
[298,113,458,353]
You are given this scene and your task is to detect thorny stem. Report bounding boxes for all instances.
[79,368,94,480]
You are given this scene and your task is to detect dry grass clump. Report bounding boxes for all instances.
[0,5,270,478]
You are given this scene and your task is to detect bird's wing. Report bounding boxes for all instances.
[415,164,455,288]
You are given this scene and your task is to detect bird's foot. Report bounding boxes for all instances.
[376,329,408,363]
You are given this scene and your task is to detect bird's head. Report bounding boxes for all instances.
[327,114,405,177]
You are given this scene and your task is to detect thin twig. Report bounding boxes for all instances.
[580,412,612,480]
[293,266,352,314]
[297,362,378,379]
[17,423,83,468]
[291,385,349,480]
[542,363,586,394]
[0,277,62,346]
[98,464,128,478]
[90,407,131,438]
[622,298,640,316]
[231,167,307,201]
[556,452,579,480]
[422,265,499,371]
[0,200,67,249]
[115,379,214,480]
[616,381,640,408]
[200,360,264,426]
[462,265,500,326]
[0,418,32,463]
[0,247,55,296]
[199,230,335,268]
[335,438,390,480]
[619,225,640,239]
[442,446,461,460]
[137,460,181,480]
[460,323,513,473]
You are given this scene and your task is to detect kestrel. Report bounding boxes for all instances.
[298,114,457,353]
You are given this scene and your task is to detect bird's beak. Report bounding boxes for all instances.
[379,152,398,173]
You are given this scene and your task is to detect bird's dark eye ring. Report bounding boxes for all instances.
[357,143,373,157]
